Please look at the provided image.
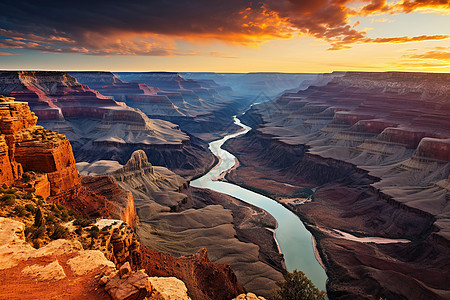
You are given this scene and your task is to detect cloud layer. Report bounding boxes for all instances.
[0,0,448,55]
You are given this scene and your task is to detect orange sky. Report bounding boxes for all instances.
[0,0,449,72]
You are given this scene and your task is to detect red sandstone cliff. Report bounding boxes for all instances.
[0,95,134,220]
[0,95,79,192]
[0,71,117,120]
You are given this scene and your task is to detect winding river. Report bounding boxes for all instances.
[191,116,328,291]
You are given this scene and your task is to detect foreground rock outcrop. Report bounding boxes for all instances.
[0,217,193,300]
[226,71,450,299]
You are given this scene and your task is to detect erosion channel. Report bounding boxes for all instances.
[191,116,328,291]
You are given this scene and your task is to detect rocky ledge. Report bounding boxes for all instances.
[0,217,191,300]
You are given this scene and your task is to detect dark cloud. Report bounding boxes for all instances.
[0,0,448,55]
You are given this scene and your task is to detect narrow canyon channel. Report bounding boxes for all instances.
[191,116,328,291]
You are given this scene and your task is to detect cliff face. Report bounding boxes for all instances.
[69,71,161,97]
[0,71,214,179]
[0,71,116,120]
[229,71,450,299]
[0,95,138,221]
[0,95,79,195]
[109,72,250,142]
[81,176,137,226]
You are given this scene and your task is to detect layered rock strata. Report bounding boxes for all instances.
[0,96,78,194]
[0,96,133,220]
[112,72,249,141]
[0,71,214,178]
[225,72,450,299]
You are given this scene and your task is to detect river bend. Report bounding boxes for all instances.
[191,116,328,291]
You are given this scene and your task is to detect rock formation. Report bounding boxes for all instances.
[0,71,215,178]
[225,71,450,299]
[0,71,117,120]
[0,95,78,194]
[68,71,161,96]
[0,95,262,300]
[78,150,285,297]
[0,217,192,300]
[233,293,266,300]
[110,72,249,141]
[81,176,136,226]
[0,95,137,220]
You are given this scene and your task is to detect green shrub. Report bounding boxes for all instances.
[23,192,33,200]
[73,218,91,227]
[33,239,41,249]
[22,173,31,183]
[45,213,56,224]
[4,188,17,194]
[50,224,67,239]
[271,269,326,300]
[60,210,69,221]
[34,207,45,227]
[33,225,46,239]
[89,225,100,238]
[90,230,99,239]
[24,226,35,237]
[51,204,60,213]
[292,188,314,198]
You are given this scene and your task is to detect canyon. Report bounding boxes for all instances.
[0,95,254,299]
[224,71,450,299]
[0,71,213,178]
[70,71,245,142]
[78,150,285,297]
[1,69,448,300]
[0,71,309,298]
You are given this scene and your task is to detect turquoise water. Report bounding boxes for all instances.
[191,116,328,291]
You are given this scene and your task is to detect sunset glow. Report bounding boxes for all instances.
[0,0,449,72]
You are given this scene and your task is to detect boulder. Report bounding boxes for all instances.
[21,260,66,281]
[148,277,191,300]
[105,269,153,300]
